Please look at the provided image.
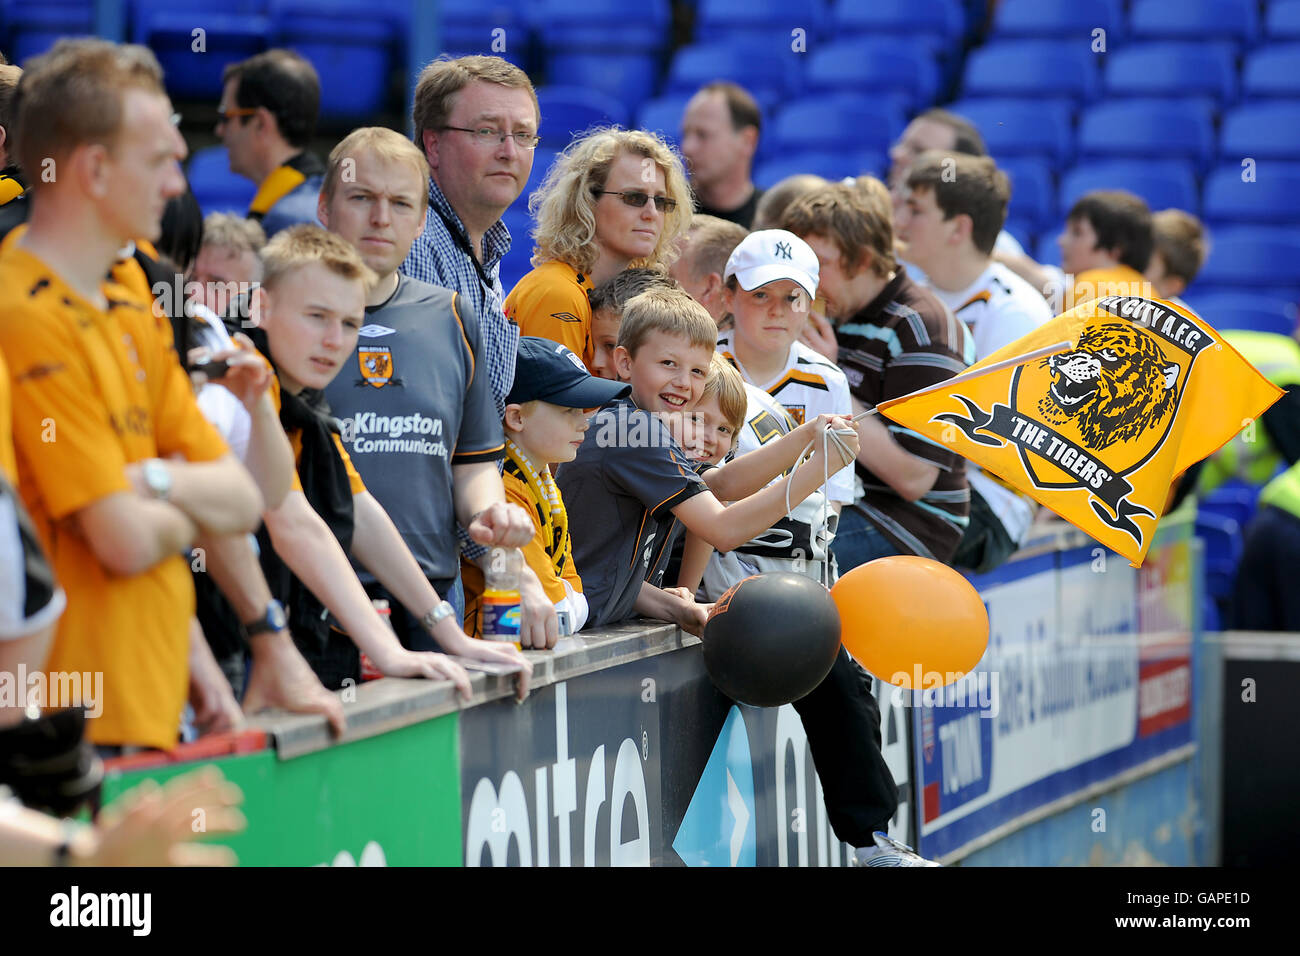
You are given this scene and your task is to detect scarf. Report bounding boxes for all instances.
[249,327,359,689]
[503,439,568,577]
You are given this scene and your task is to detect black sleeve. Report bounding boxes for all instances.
[1261,386,1300,466]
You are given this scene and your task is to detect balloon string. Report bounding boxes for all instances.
[784,422,857,591]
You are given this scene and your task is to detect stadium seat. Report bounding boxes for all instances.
[805,40,941,113]
[693,0,826,44]
[4,1,94,64]
[1202,165,1300,226]
[945,98,1075,163]
[997,157,1056,231]
[753,151,885,190]
[1194,511,1242,622]
[547,53,658,105]
[1195,227,1300,291]
[1129,0,1260,48]
[1267,0,1300,40]
[131,1,269,101]
[768,96,907,157]
[829,0,965,45]
[186,145,257,217]
[1219,103,1300,161]
[532,0,667,49]
[438,0,529,64]
[534,86,629,143]
[1001,218,1035,252]
[1185,293,1298,337]
[1199,481,1261,536]
[991,0,1124,41]
[1058,160,1199,218]
[961,40,1101,102]
[1076,99,1215,168]
[1241,44,1300,99]
[665,40,803,109]
[1034,232,1062,267]
[269,2,396,119]
[520,147,559,205]
[1103,42,1238,104]
[636,94,693,149]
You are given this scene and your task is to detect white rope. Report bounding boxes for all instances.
[784,418,861,590]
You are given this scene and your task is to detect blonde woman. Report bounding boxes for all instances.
[504,127,693,373]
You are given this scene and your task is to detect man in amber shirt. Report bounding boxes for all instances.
[0,39,262,751]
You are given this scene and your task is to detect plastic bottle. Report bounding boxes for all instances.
[359,599,391,680]
[482,547,523,643]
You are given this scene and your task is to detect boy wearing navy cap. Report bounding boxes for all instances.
[462,337,630,637]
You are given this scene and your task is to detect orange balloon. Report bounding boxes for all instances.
[831,556,989,688]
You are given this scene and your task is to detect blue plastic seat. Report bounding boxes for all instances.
[1184,293,1298,337]
[1267,0,1300,40]
[997,157,1056,231]
[1034,232,1062,267]
[186,146,257,217]
[131,1,269,101]
[1058,159,1199,218]
[1077,99,1215,168]
[945,98,1074,163]
[1199,481,1261,533]
[535,86,630,143]
[1103,42,1238,104]
[636,94,693,149]
[693,0,826,44]
[547,52,658,104]
[1195,227,1300,290]
[1001,218,1035,252]
[437,0,528,58]
[1130,0,1260,48]
[4,1,94,64]
[1202,165,1300,226]
[665,40,803,108]
[829,0,965,45]
[805,39,941,113]
[533,0,668,50]
[753,151,885,190]
[1219,103,1300,161]
[991,0,1124,40]
[961,40,1101,102]
[768,96,907,157]
[520,147,559,206]
[268,1,396,118]
[1241,44,1300,99]
[1194,511,1243,610]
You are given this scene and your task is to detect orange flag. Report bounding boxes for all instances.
[877,294,1284,565]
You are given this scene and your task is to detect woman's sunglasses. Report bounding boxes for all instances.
[593,190,678,213]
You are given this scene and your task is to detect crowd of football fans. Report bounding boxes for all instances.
[0,39,1294,866]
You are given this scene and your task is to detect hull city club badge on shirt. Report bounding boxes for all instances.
[357,345,400,389]
[878,295,1283,565]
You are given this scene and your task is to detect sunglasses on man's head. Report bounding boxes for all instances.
[593,190,678,213]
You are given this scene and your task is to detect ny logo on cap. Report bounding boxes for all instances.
[774,241,793,260]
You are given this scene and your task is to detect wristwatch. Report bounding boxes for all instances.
[243,599,288,638]
[421,600,456,633]
[141,458,172,501]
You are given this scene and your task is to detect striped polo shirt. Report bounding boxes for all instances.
[836,267,976,562]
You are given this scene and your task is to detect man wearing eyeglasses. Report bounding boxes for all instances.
[217,50,325,239]
[399,55,559,647]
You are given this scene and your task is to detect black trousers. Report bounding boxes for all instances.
[791,646,900,847]
[1232,504,1300,630]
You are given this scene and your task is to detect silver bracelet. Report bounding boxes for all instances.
[421,600,456,633]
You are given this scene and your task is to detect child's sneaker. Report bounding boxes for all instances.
[852,831,942,867]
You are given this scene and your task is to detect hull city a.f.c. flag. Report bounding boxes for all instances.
[878,295,1284,565]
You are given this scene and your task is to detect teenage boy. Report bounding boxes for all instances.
[998,190,1155,312]
[556,286,857,633]
[463,337,630,637]
[667,214,749,326]
[316,126,555,650]
[250,225,531,694]
[896,152,1051,572]
[779,180,975,570]
[715,229,856,513]
[1145,209,1209,305]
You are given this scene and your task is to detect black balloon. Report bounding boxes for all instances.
[702,573,842,708]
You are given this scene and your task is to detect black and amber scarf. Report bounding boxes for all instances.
[503,439,568,578]
[247,151,324,222]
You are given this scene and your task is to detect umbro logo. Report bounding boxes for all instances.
[551,312,582,323]
[774,241,793,260]
[359,324,397,338]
